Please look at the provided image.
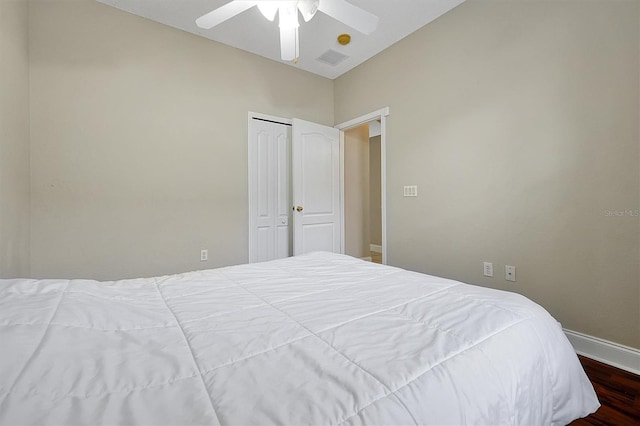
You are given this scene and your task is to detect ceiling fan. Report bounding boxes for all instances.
[195,0,379,62]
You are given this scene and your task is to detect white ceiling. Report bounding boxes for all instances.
[97,0,466,79]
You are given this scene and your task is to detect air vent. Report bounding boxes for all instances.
[316,49,349,66]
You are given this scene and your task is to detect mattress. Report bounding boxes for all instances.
[0,251,599,425]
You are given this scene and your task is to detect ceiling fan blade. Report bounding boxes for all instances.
[280,26,299,61]
[195,1,257,29]
[317,0,378,34]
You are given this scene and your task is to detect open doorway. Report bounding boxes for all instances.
[343,123,382,263]
[336,108,389,265]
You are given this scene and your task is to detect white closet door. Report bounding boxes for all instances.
[292,118,341,255]
[248,118,291,263]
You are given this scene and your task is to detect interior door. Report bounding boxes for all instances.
[248,118,292,263]
[292,118,342,255]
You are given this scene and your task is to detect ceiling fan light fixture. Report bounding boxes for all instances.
[256,2,279,21]
[278,3,300,29]
[298,0,320,22]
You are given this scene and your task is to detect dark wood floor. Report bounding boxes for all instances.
[570,355,640,425]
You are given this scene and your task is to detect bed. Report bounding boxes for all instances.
[0,251,598,425]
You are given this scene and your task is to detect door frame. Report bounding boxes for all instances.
[335,107,390,265]
[247,111,292,263]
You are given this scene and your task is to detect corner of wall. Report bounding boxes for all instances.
[0,0,31,278]
[26,0,32,278]
[637,0,640,348]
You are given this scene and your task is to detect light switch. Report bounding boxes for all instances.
[403,185,418,197]
[483,262,493,277]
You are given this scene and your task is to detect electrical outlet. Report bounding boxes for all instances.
[506,265,516,282]
[483,262,493,277]
[200,249,208,262]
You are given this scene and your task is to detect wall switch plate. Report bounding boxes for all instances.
[200,249,208,262]
[483,262,493,277]
[506,265,516,282]
[403,185,418,197]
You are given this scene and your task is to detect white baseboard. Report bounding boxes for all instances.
[564,329,640,375]
[360,256,373,262]
[370,244,382,253]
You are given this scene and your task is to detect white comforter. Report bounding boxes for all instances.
[0,252,598,425]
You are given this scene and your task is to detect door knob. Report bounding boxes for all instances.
[296,206,304,212]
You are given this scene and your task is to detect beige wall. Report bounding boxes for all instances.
[0,0,30,278]
[335,0,640,349]
[29,0,333,280]
[369,135,382,246]
[344,124,370,258]
[5,0,639,350]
